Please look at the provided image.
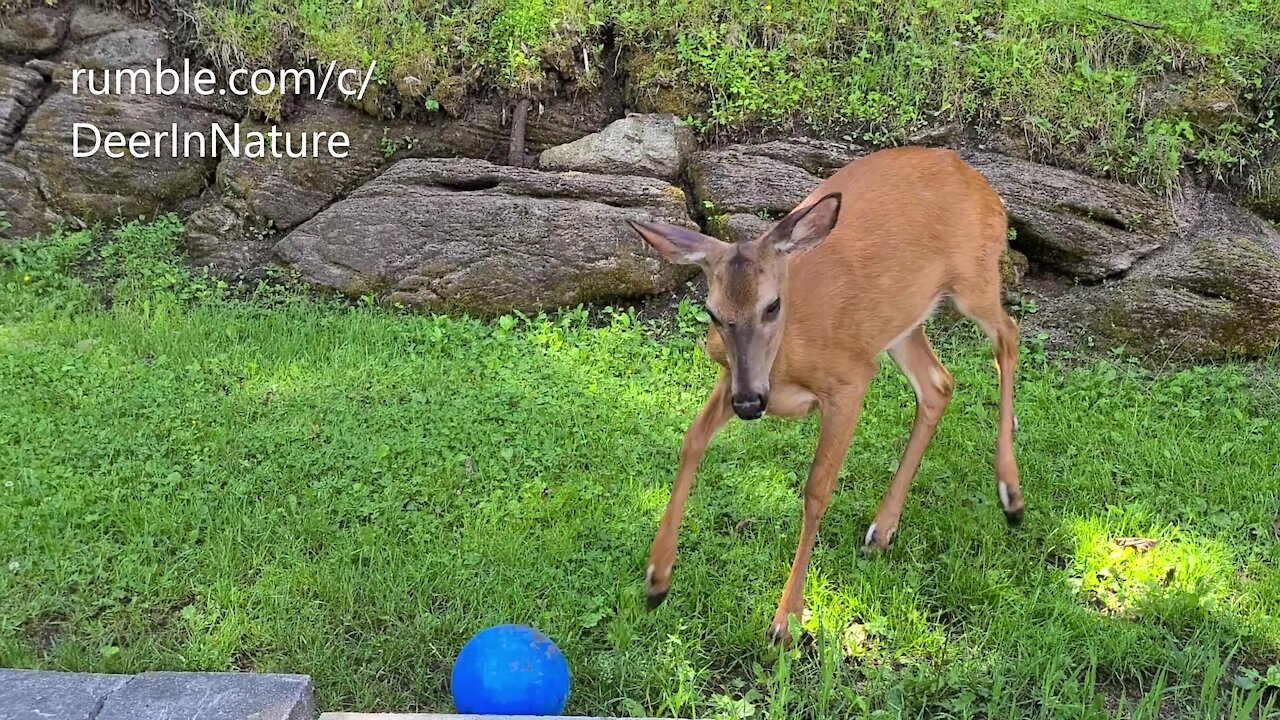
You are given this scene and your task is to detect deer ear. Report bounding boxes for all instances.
[766,193,842,255]
[628,221,725,265]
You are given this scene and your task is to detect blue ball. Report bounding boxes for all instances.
[450,624,571,716]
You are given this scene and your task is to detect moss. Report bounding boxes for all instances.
[1099,279,1280,360]
[703,214,730,242]
[999,248,1029,293]
[247,91,283,124]
[661,184,687,206]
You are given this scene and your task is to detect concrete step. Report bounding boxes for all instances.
[0,670,671,719]
[0,669,313,720]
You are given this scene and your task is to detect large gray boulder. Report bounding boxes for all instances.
[275,158,698,313]
[1095,193,1280,358]
[724,137,862,177]
[0,63,43,152]
[688,145,824,216]
[687,143,822,245]
[539,113,695,181]
[14,89,223,221]
[961,151,1175,281]
[686,138,863,243]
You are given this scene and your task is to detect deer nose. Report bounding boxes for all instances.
[732,392,767,420]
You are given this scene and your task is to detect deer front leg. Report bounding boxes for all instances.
[645,371,733,609]
[768,385,867,646]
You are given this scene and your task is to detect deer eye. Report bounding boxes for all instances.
[763,297,781,321]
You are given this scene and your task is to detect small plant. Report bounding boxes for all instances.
[680,114,707,134]
[1013,297,1039,317]
[675,298,711,338]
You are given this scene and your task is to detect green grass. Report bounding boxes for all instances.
[2,220,1280,718]
[193,0,1280,191]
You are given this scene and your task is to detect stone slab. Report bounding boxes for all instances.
[96,671,314,720]
[0,669,131,720]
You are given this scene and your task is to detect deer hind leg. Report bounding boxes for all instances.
[864,326,954,551]
[952,283,1024,525]
[645,370,734,609]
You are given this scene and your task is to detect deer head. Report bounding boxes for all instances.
[629,193,842,419]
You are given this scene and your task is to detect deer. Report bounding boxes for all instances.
[627,146,1024,646]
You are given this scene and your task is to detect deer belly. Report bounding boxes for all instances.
[766,383,818,418]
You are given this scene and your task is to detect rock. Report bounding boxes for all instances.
[689,147,822,216]
[539,113,695,181]
[275,158,698,313]
[69,6,138,40]
[0,159,57,240]
[217,102,406,231]
[1096,194,1280,358]
[1,63,44,152]
[184,201,277,273]
[0,669,130,720]
[908,124,964,147]
[687,140,861,219]
[707,212,771,244]
[14,90,222,221]
[0,6,68,55]
[1001,247,1030,294]
[24,58,55,79]
[95,671,313,720]
[733,137,862,177]
[60,27,171,69]
[961,151,1174,281]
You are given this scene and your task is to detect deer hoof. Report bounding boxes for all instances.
[861,523,896,552]
[1004,506,1024,526]
[998,482,1023,526]
[766,622,789,647]
[644,564,669,610]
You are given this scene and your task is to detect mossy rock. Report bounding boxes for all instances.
[1094,204,1280,360]
[1000,248,1029,294]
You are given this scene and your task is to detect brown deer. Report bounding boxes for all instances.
[628,146,1024,646]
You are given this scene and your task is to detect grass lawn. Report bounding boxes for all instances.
[2,220,1279,718]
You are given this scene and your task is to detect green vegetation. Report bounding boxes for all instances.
[196,0,1280,191]
[3,219,1280,718]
